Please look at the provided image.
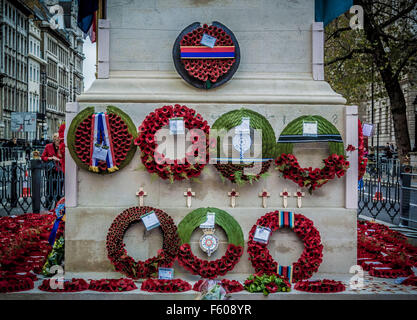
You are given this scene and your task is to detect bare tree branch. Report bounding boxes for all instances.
[393,47,417,80]
[379,1,417,29]
[325,48,374,66]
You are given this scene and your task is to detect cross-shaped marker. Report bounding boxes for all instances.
[294,189,305,208]
[228,189,239,208]
[136,187,147,207]
[184,188,195,208]
[280,188,289,208]
[258,189,270,208]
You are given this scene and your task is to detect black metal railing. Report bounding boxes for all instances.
[0,159,64,216]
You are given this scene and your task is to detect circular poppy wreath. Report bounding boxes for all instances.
[67,105,137,174]
[247,211,323,282]
[141,278,192,293]
[0,275,34,293]
[106,206,180,279]
[38,278,89,292]
[135,104,210,183]
[211,108,277,185]
[173,21,240,89]
[88,278,138,292]
[294,279,346,293]
[177,207,244,279]
[275,115,349,193]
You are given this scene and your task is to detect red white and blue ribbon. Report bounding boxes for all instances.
[89,112,117,172]
[180,46,235,59]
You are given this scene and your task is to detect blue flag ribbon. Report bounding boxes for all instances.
[48,204,65,246]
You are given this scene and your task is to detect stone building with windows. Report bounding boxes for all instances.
[0,0,84,141]
[359,73,417,152]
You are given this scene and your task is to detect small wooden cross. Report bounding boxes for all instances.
[136,187,147,207]
[294,189,305,208]
[184,188,195,208]
[228,189,239,208]
[280,188,289,208]
[258,189,270,208]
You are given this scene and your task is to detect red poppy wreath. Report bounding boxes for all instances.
[294,279,346,293]
[106,206,180,279]
[177,207,244,279]
[135,104,210,182]
[67,105,137,174]
[247,211,323,282]
[275,115,349,193]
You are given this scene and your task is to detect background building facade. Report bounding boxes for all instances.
[0,0,84,143]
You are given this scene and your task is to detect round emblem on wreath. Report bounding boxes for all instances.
[199,229,219,257]
[177,207,244,279]
[173,21,240,89]
[106,206,180,279]
[67,106,137,174]
[247,211,323,282]
[211,108,277,185]
[274,115,350,193]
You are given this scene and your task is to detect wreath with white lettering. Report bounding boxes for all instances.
[212,108,277,185]
[177,207,244,279]
[106,206,180,279]
[135,104,210,183]
[274,115,349,193]
[247,211,323,282]
[67,106,137,174]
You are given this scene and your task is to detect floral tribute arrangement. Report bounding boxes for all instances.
[67,105,137,174]
[357,220,416,279]
[141,278,192,293]
[135,104,210,183]
[173,22,240,89]
[38,278,89,292]
[294,279,346,293]
[106,206,180,279]
[358,119,368,180]
[0,273,34,293]
[88,278,137,292]
[244,272,291,296]
[247,211,323,282]
[177,207,244,279]
[193,278,244,294]
[211,108,277,185]
[275,115,349,193]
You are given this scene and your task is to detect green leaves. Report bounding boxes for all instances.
[243,273,291,296]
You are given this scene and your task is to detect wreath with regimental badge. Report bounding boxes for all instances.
[274,115,349,193]
[67,106,137,174]
[177,207,244,279]
[212,108,276,185]
[106,206,180,279]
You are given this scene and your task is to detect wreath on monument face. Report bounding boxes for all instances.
[135,104,210,183]
[173,22,240,89]
[211,108,276,185]
[67,106,137,174]
[247,211,323,282]
[274,115,349,193]
[358,119,368,180]
[106,206,180,279]
[177,207,244,279]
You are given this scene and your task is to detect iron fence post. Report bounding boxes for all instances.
[400,165,412,227]
[11,161,17,208]
[31,159,42,213]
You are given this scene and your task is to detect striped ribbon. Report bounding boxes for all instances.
[278,265,293,283]
[89,112,117,172]
[277,134,343,143]
[278,211,294,229]
[180,46,235,59]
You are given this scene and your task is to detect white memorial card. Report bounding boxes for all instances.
[141,211,160,231]
[158,268,174,280]
[169,117,185,135]
[235,118,251,134]
[302,121,318,136]
[200,212,215,229]
[93,145,108,161]
[200,33,217,48]
[253,226,271,244]
[362,123,374,137]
